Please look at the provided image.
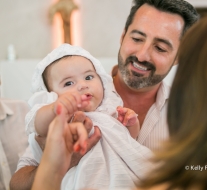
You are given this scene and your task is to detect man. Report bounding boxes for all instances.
[10,0,199,189]
[113,0,198,149]
[0,98,29,190]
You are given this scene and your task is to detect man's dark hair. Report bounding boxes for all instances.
[125,0,199,36]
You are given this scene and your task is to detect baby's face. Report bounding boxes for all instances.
[49,56,104,111]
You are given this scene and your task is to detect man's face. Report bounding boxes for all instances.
[118,4,184,90]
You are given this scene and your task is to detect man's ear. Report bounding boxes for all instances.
[120,30,126,45]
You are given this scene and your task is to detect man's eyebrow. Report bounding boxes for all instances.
[131,30,146,37]
[155,38,173,50]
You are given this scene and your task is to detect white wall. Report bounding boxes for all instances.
[75,0,132,57]
[186,0,207,7]
[0,0,53,60]
[0,0,132,60]
[1,0,206,100]
[1,0,206,60]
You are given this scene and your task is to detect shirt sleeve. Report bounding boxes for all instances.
[25,91,58,135]
[15,146,39,172]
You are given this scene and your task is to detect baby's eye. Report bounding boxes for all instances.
[64,81,74,87]
[85,75,94,80]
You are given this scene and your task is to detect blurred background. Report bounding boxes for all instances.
[0,0,206,100]
[0,0,133,59]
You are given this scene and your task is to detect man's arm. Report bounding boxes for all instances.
[10,146,39,190]
[10,166,37,190]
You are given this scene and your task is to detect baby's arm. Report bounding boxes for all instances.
[35,103,56,137]
[35,93,89,137]
[117,106,140,139]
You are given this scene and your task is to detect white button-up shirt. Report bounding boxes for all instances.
[137,81,170,150]
[111,65,170,150]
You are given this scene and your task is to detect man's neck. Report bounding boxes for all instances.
[113,71,161,126]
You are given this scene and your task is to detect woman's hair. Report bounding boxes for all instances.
[138,16,207,190]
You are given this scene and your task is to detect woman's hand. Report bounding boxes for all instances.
[32,105,88,190]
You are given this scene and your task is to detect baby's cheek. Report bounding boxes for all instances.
[97,88,104,105]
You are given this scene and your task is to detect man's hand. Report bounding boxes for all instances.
[35,111,101,168]
[69,111,101,168]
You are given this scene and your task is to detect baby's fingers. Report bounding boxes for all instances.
[117,106,128,115]
[57,94,82,114]
[123,112,138,126]
[80,95,90,109]
[117,106,128,123]
[64,94,82,110]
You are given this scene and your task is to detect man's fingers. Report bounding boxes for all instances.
[67,122,88,154]
[73,111,86,123]
[84,117,93,133]
[73,111,93,134]
[86,126,101,150]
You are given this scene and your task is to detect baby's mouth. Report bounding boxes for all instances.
[84,93,93,100]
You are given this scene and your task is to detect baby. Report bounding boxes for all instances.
[26,44,151,189]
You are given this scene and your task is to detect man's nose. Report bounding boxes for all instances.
[136,43,151,62]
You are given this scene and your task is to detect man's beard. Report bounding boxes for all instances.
[118,51,171,89]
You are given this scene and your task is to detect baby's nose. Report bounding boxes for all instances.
[77,84,89,91]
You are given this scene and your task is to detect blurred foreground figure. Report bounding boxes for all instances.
[138,16,207,190]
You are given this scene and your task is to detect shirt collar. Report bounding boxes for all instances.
[155,81,171,111]
[0,100,14,120]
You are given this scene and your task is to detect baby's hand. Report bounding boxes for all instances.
[54,92,89,116]
[117,106,140,139]
[117,106,138,126]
